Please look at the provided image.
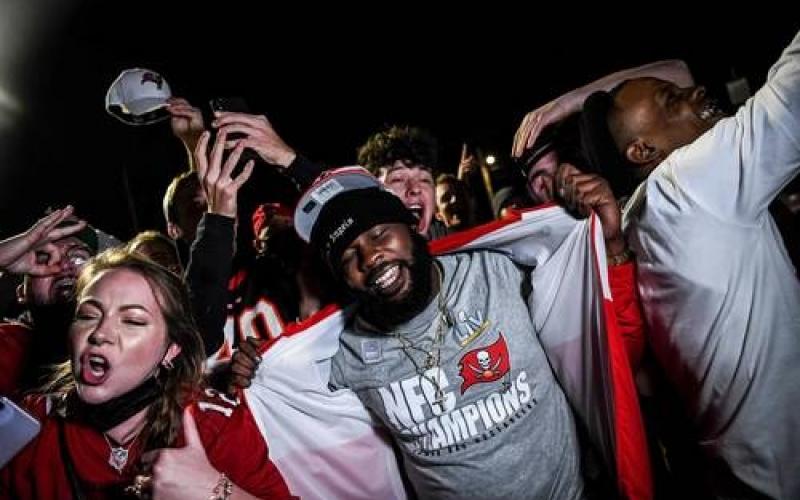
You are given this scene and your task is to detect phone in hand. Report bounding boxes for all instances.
[209,96,250,114]
[206,96,258,178]
[207,97,250,140]
[0,397,41,468]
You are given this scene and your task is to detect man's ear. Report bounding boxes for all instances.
[166,222,182,241]
[625,138,663,167]
[16,283,26,305]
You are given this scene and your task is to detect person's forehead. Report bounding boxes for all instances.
[526,151,558,180]
[55,236,91,253]
[619,77,667,103]
[354,222,408,241]
[616,78,671,128]
[82,268,158,305]
[383,163,432,178]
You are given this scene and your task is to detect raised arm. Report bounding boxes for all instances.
[671,29,800,218]
[512,60,694,158]
[185,131,254,355]
[212,111,325,190]
[0,207,86,277]
[167,97,206,171]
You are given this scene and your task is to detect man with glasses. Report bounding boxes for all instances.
[0,207,98,397]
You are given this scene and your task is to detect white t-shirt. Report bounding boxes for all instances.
[623,31,800,497]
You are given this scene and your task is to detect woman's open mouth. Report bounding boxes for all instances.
[80,352,111,385]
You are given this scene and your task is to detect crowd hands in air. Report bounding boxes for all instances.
[2,30,800,499]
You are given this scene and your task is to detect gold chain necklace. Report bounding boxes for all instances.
[394,264,449,407]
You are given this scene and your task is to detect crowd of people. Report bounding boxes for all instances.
[1,28,799,500]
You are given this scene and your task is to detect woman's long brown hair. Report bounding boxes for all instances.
[39,248,205,451]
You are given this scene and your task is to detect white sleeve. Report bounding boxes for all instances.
[665,29,800,221]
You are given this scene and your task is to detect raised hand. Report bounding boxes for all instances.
[194,131,255,219]
[167,97,206,153]
[145,409,219,500]
[0,206,86,276]
[511,99,568,159]
[457,143,481,180]
[555,163,625,256]
[212,112,296,168]
[226,337,265,394]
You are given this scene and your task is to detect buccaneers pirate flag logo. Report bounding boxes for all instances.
[458,334,511,393]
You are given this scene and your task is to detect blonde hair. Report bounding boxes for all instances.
[40,248,205,450]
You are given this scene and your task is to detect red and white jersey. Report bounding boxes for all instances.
[206,265,294,371]
[1,388,294,499]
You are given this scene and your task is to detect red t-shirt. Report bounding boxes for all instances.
[1,388,294,499]
[0,321,33,398]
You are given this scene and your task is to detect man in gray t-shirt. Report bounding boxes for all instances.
[292,165,632,499]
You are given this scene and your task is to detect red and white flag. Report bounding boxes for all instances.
[244,204,651,500]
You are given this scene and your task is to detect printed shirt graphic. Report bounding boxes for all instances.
[242,205,650,500]
[430,207,650,499]
[458,334,511,393]
[332,248,587,500]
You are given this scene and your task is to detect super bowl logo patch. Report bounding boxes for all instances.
[457,334,510,393]
[361,339,383,364]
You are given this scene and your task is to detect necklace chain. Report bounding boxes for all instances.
[394,264,449,407]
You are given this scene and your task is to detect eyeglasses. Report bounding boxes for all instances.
[36,246,92,269]
[65,247,91,269]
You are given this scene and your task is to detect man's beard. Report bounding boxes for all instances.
[354,233,435,330]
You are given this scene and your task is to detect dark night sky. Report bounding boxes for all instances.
[0,3,796,241]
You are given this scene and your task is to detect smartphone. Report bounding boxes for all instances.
[208,97,250,140]
[206,96,259,178]
[0,397,41,467]
[209,97,250,115]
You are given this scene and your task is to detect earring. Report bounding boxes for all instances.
[162,358,175,370]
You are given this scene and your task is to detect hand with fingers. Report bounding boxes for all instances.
[142,409,221,500]
[457,143,481,180]
[226,337,265,395]
[194,131,255,219]
[0,206,87,276]
[167,97,206,154]
[511,99,569,159]
[554,163,626,256]
[212,112,296,168]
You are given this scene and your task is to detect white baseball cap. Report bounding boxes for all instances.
[105,68,172,126]
[294,166,384,242]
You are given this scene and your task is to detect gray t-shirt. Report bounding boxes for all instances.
[330,251,584,500]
